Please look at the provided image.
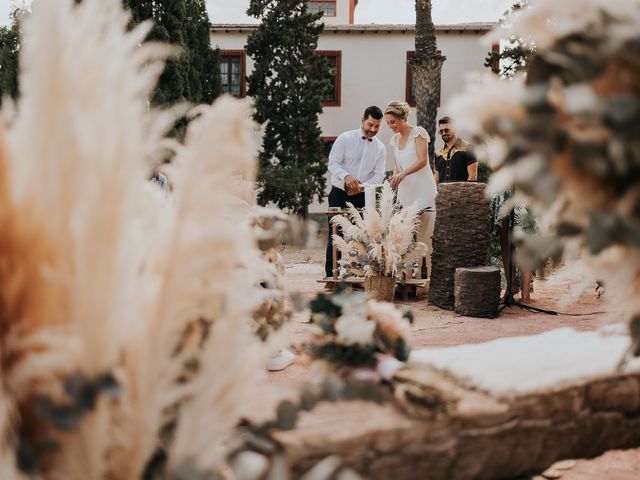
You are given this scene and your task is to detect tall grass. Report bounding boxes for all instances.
[0,0,267,477]
[331,182,426,278]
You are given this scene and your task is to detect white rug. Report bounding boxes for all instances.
[410,324,640,398]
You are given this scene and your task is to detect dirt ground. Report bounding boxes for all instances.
[265,243,640,480]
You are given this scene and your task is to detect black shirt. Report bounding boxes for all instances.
[435,138,477,182]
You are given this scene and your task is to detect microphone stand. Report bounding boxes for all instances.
[498,200,557,315]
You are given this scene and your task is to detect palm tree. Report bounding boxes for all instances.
[412,0,445,165]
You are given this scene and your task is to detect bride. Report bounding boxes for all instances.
[384,101,437,277]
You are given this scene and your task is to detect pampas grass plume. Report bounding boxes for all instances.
[0,1,268,478]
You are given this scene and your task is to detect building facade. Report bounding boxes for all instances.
[211,1,495,211]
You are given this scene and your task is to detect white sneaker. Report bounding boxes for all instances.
[266,349,296,372]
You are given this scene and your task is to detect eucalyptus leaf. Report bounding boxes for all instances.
[309,292,342,317]
[35,397,83,431]
[167,459,223,480]
[586,212,640,253]
[300,388,319,411]
[322,375,346,402]
[629,315,640,357]
[275,400,298,431]
[16,439,39,475]
[556,222,583,237]
[394,339,411,363]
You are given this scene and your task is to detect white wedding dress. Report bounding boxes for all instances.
[390,125,437,210]
[390,126,438,277]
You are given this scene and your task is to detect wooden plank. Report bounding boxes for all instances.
[317,278,427,287]
[316,278,365,284]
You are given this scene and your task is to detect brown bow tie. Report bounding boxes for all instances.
[361,136,373,142]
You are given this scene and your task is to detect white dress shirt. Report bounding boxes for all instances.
[328,129,386,190]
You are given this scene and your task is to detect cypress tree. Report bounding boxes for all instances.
[247,0,330,217]
[0,10,22,105]
[184,0,220,104]
[123,0,221,109]
[0,1,220,127]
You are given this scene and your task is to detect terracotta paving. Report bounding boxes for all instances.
[258,245,639,479]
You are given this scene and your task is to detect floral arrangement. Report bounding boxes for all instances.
[331,182,426,279]
[227,289,456,478]
[228,288,415,478]
[308,287,414,370]
[449,0,640,358]
[0,1,270,478]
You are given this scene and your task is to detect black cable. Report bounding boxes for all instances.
[503,303,607,316]
[499,198,607,317]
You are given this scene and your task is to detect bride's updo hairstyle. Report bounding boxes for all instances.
[384,101,411,121]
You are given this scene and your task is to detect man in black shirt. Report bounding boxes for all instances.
[434,117,478,183]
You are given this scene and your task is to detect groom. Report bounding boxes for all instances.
[325,105,387,278]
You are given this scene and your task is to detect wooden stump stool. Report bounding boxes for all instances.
[454,266,501,318]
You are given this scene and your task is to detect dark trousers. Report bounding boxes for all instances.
[325,186,365,277]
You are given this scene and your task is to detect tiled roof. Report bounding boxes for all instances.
[212,23,496,34]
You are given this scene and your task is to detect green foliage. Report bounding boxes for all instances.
[484,1,534,78]
[3,1,221,124]
[476,160,492,184]
[480,163,538,287]
[393,338,410,363]
[485,43,532,78]
[123,0,221,128]
[0,10,21,104]
[309,290,343,329]
[167,460,225,480]
[308,289,413,368]
[246,0,329,216]
[311,342,378,367]
[18,372,119,474]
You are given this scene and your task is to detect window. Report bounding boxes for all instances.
[219,50,246,98]
[306,1,336,16]
[322,137,337,159]
[406,51,441,108]
[316,50,341,107]
[490,42,500,74]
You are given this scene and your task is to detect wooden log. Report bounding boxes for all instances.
[274,327,640,479]
[429,183,491,310]
[454,266,501,318]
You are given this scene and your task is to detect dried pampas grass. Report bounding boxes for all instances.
[0,0,267,478]
[332,182,425,278]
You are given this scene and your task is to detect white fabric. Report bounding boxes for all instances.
[266,348,295,371]
[416,210,435,276]
[390,126,437,210]
[410,326,640,398]
[328,129,386,190]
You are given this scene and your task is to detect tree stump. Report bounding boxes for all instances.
[454,266,500,318]
[429,182,491,309]
[274,327,640,480]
